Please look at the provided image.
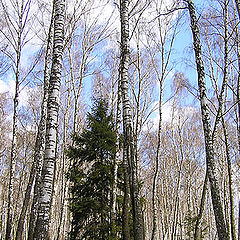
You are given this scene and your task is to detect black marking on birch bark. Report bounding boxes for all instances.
[186,0,229,239]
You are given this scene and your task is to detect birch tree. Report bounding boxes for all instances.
[221,2,236,239]
[185,0,229,239]
[120,0,145,239]
[34,0,65,238]
[16,4,54,240]
[142,2,182,239]
[0,92,11,239]
[0,0,35,238]
[232,2,240,239]
[197,1,238,238]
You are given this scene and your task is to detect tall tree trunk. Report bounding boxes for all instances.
[222,117,236,240]
[151,75,163,240]
[194,172,208,240]
[56,84,72,240]
[171,125,183,240]
[186,0,229,239]
[34,0,65,239]
[150,9,179,238]
[16,6,54,240]
[5,1,24,238]
[233,3,240,240]
[5,54,20,240]
[111,79,122,238]
[119,0,145,239]
[122,150,131,240]
[221,2,236,238]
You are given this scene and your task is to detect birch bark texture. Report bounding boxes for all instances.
[186,0,229,239]
[19,5,54,240]
[222,2,236,239]
[15,24,51,238]
[34,0,65,239]
[5,52,20,240]
[119,0,145,239]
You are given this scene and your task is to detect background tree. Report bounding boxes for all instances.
[185,0,229,239]
[67,97,121,239]
[0,0,41,238]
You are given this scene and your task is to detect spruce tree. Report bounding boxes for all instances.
[67,97,120,240]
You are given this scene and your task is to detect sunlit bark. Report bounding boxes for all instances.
[26,5,54,240]
[34,0,65,238]
[186,0,229,239]
[120,0,145,239]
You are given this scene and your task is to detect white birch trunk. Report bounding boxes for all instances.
[186,0,229,239]
[120,0,144,239]
[34,0,65,238]
[20,6,54,240]
[221,3,236,238]
[5,1,24,238]
[151,77,162,240]
[5,62,19,240]
[112,80,121,225]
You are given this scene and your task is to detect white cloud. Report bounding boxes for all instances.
[0,80,9,93]
[0,79,30,106]
[162,100,174,122]
[144,98,197,132]
[143,99,172,132]
[91,1,117,25]
[151,99,174,126]
[19,86,30,106]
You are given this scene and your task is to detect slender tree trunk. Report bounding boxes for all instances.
[233,3,240,240]
[149,10,179,239]
[6,77,19,239]
[122,150,131,240]
[186,0,229,239]
[111,79,122,238]
[5,2,24,238]
[171,132,183,240]
[194,172,208,240]
[120,0,144,239]
[27,8,54,238]
[171,172,181,240]
[151,76,163,240]
[16,6,54,240]
[34,0,65,239]
[222,2,237,238]
[5,62,19,240]
[56,85,72,240]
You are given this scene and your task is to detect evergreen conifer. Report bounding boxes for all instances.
[67,97,120,240]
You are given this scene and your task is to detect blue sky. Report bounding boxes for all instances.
[0,0,209,114]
